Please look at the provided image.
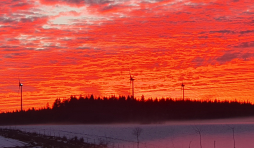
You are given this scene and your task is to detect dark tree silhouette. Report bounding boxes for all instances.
[194,127,202,148]
[132,127,142,148]
[0,95,253,125]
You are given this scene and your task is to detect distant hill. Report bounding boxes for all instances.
[0,95,253,125]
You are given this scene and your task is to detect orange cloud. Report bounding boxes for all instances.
[0,0,254,112]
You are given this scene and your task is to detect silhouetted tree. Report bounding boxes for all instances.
[0,95,254,125]
[141,95,145,102]
[132,127,142,148]
[228,126,236,148]
[90,94,94,100]
[52,98,61,109]
[194,127,202,148]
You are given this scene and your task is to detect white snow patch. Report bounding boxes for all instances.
[0,135,26,147]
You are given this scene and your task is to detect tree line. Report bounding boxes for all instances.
[0,95,253,125]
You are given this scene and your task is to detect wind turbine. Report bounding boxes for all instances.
[129,72,135,99]
[19,80,23,111]
[181,82,185,101]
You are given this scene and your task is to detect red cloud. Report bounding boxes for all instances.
[39,0,111,7]
[1,0,254,112]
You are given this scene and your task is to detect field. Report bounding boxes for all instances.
[0,127,105,148]
[0,135,26,147]
[2,117,254,148]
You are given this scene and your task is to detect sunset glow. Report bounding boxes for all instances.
[0,0,254,112]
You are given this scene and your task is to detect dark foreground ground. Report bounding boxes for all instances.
[0,128,107,148]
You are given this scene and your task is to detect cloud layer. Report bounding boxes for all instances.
[0,0,254,111]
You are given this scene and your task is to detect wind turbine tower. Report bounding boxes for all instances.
[129,73,135,99]
[19,80,23,111]
[181,82,185,100]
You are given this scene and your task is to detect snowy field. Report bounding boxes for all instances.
[0,135,26,147]
[4,118,254,148]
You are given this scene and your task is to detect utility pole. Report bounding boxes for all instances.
[19,81,23,111]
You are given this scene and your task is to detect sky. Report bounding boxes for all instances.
[0,0,254,112]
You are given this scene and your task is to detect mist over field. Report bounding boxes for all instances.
[2,117,254,148]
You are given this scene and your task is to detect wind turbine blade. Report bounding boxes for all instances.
[129,70,132,79]
[129,70,132,83]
